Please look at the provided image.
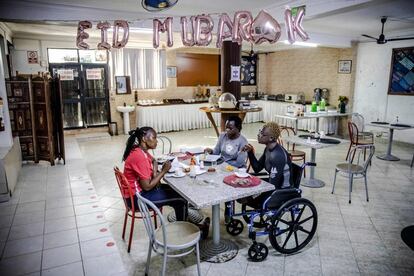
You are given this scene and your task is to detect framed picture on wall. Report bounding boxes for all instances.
[167,66,177,78]
[338,60,352,74]
[388,47,414,95]
[115,76,131,94]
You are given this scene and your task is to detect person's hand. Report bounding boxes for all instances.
[242,144,254,153]
[161,160,171,173]
[204,148,213,154]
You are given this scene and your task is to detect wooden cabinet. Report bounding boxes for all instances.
[6,75,64,165]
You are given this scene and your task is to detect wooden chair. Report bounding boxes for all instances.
[113,166,161,253]
[346,121,374,162]
[279,126,307,177]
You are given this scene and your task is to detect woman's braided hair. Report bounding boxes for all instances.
[122,126,154,161]
[262,122,281,141]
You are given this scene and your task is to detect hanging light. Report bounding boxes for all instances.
[141,0,178,12]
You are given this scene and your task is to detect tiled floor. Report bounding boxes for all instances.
[1,122,414,275]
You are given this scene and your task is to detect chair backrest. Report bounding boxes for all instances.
[279,126,296,151]
[114,167,136,212]
[348,121,360,144]
[348,145,375,172]
[136,192,167,251]
[152,136,172,156]
[351,113,365,132]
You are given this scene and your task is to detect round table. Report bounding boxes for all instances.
[199,107,262,137]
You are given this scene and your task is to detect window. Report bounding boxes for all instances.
[109,48,166,90]
[48,49,108,64]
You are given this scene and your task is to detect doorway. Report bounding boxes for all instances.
[50,63,109,129]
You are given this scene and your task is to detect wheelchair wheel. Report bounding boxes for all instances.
[269,198,317,254]
[241,204,268,228]
[248,242,268,262]
[226,219,244,236]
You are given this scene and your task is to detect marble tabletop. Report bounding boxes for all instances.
[283,135,347,149]
[163,164,275,209]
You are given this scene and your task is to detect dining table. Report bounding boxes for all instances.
[282,135,347,188]
[367,122,414,161]
[162,163,274,263]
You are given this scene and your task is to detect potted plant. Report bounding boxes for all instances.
[338,96,348,113]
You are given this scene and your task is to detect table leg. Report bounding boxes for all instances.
[302,148,326,188]
[316,117,320,133]
[295,119,299,133]
[377,128,400,161]
[200,204,238,263]
[335,117,339,136]
[205,111,220,137]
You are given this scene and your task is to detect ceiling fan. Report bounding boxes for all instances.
[362,17,414,44]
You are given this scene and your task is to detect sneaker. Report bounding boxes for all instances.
[198,217,210,240]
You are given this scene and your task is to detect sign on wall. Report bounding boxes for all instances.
[57,69,74,81]
[27,51,38,64]
[86,68,102,80]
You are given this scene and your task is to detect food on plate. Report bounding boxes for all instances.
[207,167,216,173]
[183,167,191,173]
[225,165,234,172]
[232,178,250,186]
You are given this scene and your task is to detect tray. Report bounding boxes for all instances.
[318,138,341,144]
[370,121,389,125]
[390,123,411,128]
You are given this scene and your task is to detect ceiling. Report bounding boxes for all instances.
[1,0,414,52]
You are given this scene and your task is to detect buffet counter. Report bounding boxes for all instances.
[136,100,338,134]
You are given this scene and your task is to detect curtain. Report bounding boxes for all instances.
[109,48,166,89]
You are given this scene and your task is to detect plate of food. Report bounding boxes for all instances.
[156,155,175,164]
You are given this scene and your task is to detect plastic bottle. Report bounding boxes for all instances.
[319,99,326,111]
[311,101,317,112]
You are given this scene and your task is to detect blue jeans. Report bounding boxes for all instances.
[128,185,188,221]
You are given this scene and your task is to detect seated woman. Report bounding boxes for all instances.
[122,126,187,221]
[241,122,293,207]
[204,115,248,168]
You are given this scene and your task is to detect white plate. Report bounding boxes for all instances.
[203,154,221,162]
[235,172,250,178]
[156,155,175,163]
[171,173,186,178]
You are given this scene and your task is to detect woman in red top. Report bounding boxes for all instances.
[122,126,187,221]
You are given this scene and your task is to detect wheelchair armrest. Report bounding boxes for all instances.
[250,172,268,177]
[303,162,316,168]
[270,188,301,196]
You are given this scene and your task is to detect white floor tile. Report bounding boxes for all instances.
[8,222,44,241]
[3,235,43,258]
[80,237,118,259]
[77,223,112,242]
[44,217,76,234]
[0,251,41,276]
[42,243,82,270]
[42,261,84,276]
[43,228,79,250]
[83,253,125,276]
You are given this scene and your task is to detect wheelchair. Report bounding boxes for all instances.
[225,162,318,262]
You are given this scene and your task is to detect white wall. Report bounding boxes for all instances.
[353,41,414,144]
[0,44,13,147]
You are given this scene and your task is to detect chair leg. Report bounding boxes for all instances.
[122,212,128,240]
[351,148,357,163]
[145,242,152,276]
[303,157,306,178]
[411,154,414,168]
[161,247,168,276]
[332,169,338,194]
[153,212,158,228]
[363,148,367,161]
[128,215,135,253]
[346,143,353,160]
[195,242,201,276]
[364,174,369,202]
[348,173,353,204]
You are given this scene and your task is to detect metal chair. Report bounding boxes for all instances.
[136,191,201,276]
[346,121,374,162]
[332,145,375,204]
[279,126,307,177]
[351,113,374,141]
[156,135,172,155]
[114,166,161,253]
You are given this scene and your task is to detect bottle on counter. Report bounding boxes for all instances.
[311,101,317,112]
[319,99,326,111]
